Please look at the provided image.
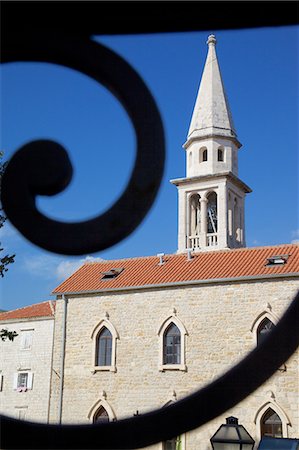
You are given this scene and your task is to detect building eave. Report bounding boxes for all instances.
[54,272,299,297]
[0,316,55,325]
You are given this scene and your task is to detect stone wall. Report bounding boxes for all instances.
[0,317,54,423]
[49,277,299,449]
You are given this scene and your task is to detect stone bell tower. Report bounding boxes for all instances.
[171,35,251,253]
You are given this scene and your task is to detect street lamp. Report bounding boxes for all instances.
[210,416,255,450]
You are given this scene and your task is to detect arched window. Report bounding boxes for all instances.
[93,405,110,424]
[199,147,208,163]
[207,192,218,234]
[189,194,201,236]
[188,151,192,167]
[158,315,187,371]
[218,147,224,161]
[261,408,283,438]
[96,327,112,366]
[163,324,181,365]
[91,318,119,372]
[257,318,275,346]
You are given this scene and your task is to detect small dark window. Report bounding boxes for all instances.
[163,436,181,450]
[257,318,274,346]
[93,406,109,423]
[218,148,224,161]
[261,408,283,438]
[202,149,207,162]
[96,327,112,366]
[163,323,181,364]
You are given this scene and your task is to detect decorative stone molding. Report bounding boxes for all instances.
[250,310,279,346]
[87,397,116,423]
[254,400,291,440]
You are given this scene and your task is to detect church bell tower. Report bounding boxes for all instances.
[171,35,251,253]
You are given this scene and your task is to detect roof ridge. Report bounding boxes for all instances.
[83,243,298,265]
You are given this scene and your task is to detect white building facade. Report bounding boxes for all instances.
[0,301,55,423]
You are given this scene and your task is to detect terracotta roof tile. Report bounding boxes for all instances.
[0,301,55,321]
[52,244,299,295]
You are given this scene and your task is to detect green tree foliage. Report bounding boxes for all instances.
[0,152,15,277]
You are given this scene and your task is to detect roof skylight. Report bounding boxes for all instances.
[101,268,124,280]
[266,255,289,266]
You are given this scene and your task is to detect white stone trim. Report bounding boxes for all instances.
[254,400,291,440]
[91,318,119,373]
[157,315,188,372]
[87,398,116,423]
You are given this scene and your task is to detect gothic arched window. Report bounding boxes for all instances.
[163,323,181,365]
[96,327,112,366]
[261,408,283,438]
[257,318,275,346]
[93,406,110,424]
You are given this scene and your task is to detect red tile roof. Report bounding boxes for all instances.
[0,301,55,321]
[53,244,299,294]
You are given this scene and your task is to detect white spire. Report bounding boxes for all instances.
[187,35,238,144]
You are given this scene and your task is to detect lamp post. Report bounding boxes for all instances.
[210,416,255,450]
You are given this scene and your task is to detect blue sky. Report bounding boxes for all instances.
[1,26,298,311]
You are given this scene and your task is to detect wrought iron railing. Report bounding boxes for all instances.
[1,2,298,449]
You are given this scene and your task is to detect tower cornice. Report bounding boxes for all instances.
[170,171,252,194]
[183,132,242,150]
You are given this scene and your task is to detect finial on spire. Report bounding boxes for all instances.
[207,34,217,46]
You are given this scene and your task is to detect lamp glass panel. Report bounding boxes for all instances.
[212,444,240,450]
[214,425,239,441]
[242,445,254,450]
[238,426,254,442]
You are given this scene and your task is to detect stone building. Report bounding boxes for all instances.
[0,301,55,422]
[48,35,299,449]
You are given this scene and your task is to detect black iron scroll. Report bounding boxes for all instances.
[1,27,299,450]
[1,31,165,255]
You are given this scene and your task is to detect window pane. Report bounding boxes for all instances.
[18,373,28,387]
[93,406,109,423]
[261,408,283,438]
[97,328,112,366]
[257,318,274,346]
[163,324,181,364]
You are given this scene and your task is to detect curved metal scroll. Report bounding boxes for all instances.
[1,31,298,450]
[1,31,165,255]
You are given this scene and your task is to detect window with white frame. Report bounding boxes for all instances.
[96,327,113,366]
[13,372,33,391]
[158,315,187,371]
[20,329,34,350]
[91,318,119,372]
[163,323,181,365]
